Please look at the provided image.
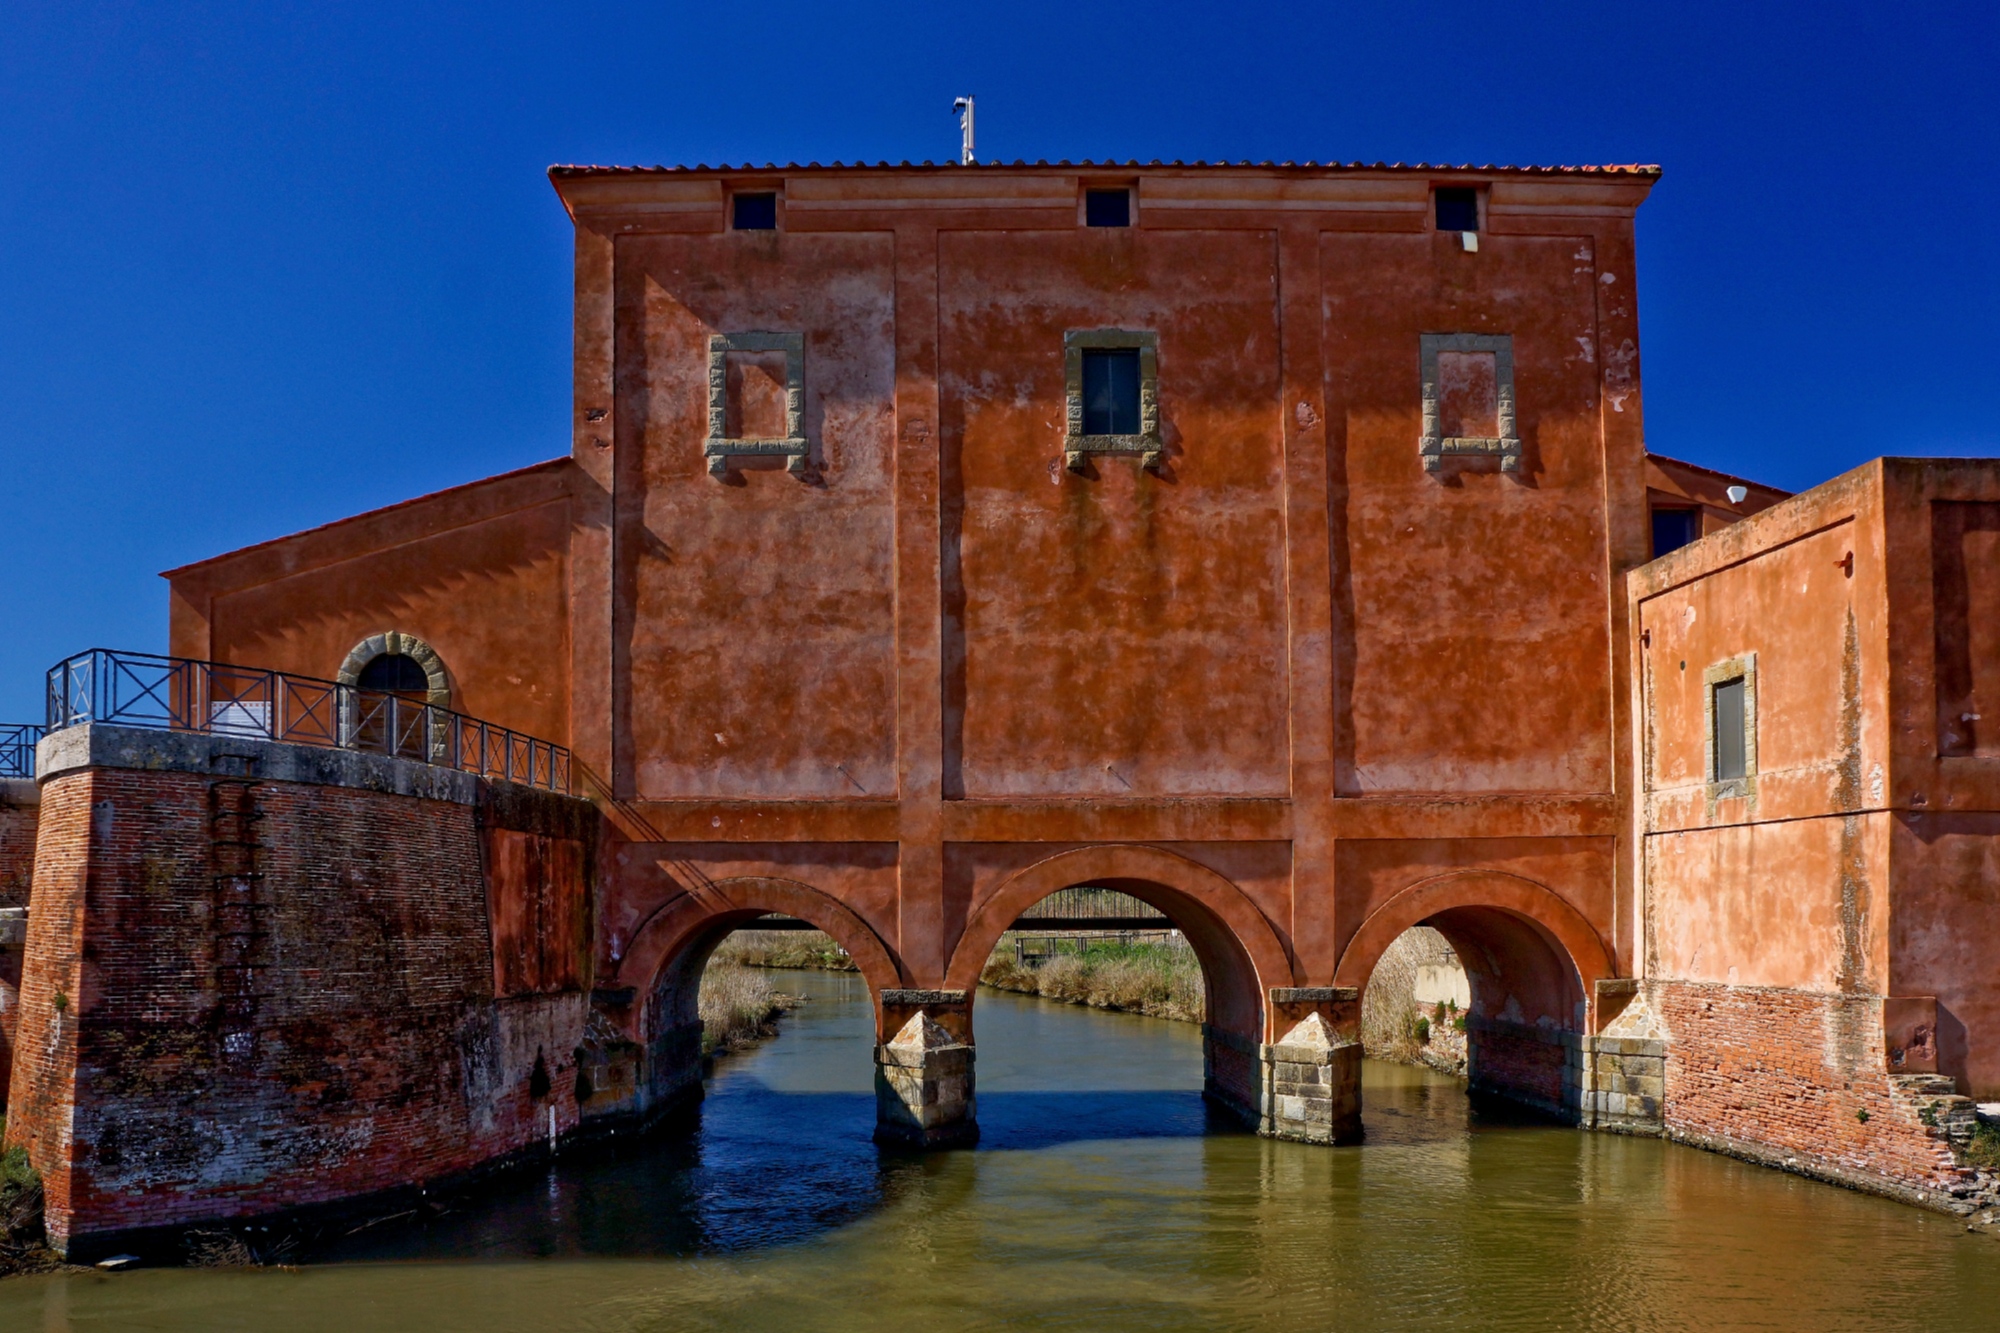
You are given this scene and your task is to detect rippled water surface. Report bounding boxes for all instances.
[5,968,1997,1331]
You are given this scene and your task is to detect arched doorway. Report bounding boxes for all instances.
[1335,872,1613,1120]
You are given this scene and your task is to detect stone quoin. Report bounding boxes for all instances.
[4,159,1998,1257]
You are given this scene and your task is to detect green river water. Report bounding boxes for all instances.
[3,967,1997,1331]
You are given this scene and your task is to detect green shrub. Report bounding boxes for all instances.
[1413,1016,1431,1044]
[0,1118,44,1243]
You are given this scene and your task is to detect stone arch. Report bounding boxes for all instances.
[944,844,1294,1042]
[1335,870,1615,1119]
[1332,871,1613,1002]
[614,875,901,1039]
[337,631,452,710]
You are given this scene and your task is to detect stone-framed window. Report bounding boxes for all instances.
[1063,329,1161,473]
[1704,651,1758,802]
[706,331,807,478]
[338,632,451,710]
[1419,333,1520,473]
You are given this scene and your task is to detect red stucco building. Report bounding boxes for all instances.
[5,159,1996,1254]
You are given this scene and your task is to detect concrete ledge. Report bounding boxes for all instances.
[1201,1023,1259,1056]
[0,778,38,806]
[1593,1035,1667,1058]
[39,722,482,804]
[881,988,968,1007]
[1270,986,1358,1005]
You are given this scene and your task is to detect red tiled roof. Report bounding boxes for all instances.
[549,159,1660,177]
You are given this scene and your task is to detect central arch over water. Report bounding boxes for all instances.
[946,844,1296,1131]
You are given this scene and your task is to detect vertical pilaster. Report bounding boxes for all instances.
[1278,220,1339,988]
[892,224,944,984]
[1595,219,1650,980]
[568,224,618,792]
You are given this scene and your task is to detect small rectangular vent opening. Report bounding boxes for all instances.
[1652,509,1700,558]
[1435,187,1479,232]
[1085,189,1131,228]
[732,192,778,230]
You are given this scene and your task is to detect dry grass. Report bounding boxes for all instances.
[981,941,1205,1023]
[699,957,804,1056]
[712,929,858,973]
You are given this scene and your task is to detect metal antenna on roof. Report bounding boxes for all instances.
[952,96,975,165]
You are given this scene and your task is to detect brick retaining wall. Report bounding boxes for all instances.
[1467,1016,1576,1119]
[1656,982,1977,1208]
[0,779,35,1101]
[2,725,599,1256]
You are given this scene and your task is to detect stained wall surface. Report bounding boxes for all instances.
[166,461,578,748]
[1634,458,2000,1101]
[531,164,1663,1017]
[615,230,899,799]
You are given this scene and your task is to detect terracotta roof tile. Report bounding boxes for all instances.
[548,159,1660,178]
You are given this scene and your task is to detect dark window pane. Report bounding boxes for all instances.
[1435,187,1479,232]
[358,653,430,693]
[1714,677,1747,780]
[1082,349,1141,435]
[733,192,777,230]
[1085,189,1131,227]
[1652,509,1701,557]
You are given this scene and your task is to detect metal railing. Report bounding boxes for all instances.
[0,723,44,779]
[44,649,572,794]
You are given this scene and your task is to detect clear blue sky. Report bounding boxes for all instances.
[2,2,1994,721]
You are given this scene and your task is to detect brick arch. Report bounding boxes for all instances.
[1332,870,1614,1021]
[615,875,902,1037]
[945,844,1294,1040]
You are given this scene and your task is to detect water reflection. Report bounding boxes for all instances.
[2,969,1997,1333]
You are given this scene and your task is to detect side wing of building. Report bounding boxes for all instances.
[163,457,586,751]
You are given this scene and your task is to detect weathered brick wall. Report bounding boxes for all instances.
[0,780,36,1101]
[3,734,600,1255]
[1202,1025,1260,1125]
[0,781,35,910]
[1467,1018,1574,1117]
[1656,982,1971,1205]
